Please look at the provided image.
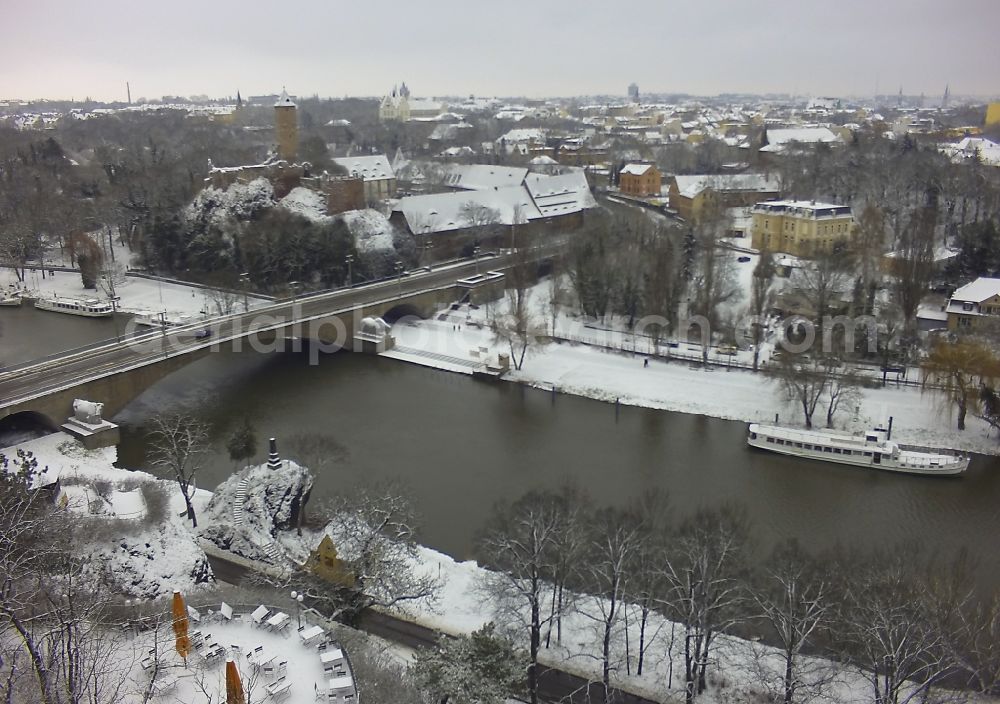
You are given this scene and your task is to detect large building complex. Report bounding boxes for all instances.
[750,200,854,257]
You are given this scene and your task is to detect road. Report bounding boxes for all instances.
[0,253,516,410]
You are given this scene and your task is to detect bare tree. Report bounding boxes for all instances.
[921,338,1000,430]
[580,507,643,702]
[823,366,864,428]
[657,505,750,703]
[146,413,211,527]
[832,546,955,704]
[892,206,937,337]
[749,250,776,372]
[747,540,835,704]
[310,481,441,623]
[769,355,830,429]
[491,247,541,370]
[477,491,562,704]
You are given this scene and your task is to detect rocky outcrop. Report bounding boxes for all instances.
[200,461,314,565]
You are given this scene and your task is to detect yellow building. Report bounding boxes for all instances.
[946,277,1000,331]
[751,200,854,257]
[986,102,1000,127]
[274,90,298,162]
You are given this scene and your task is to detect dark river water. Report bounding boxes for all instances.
[3,308,1000,587]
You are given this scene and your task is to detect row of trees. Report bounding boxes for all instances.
[475,487,1000,704]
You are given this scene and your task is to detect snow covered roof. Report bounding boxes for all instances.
[498,128,546,144]
[274,89,295,108]
[950,277,1000,304]
[441,164,528,191]
[530,155,559,165]
[760,127,841,152]
[332,154,395,182]
[752,200,851,218]
[524,171,598,217]
[673,173,781,199]
[396,186,542,234]
[620,163,655,176]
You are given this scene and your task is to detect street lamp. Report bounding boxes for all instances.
[472,246,481,275]
[344,254,354,287]
[290,590,304,629]
[394,261,404,299]
[110,297,121,343]
[158,311,168,358]
[239,272,250,313]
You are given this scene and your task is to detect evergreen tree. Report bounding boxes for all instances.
[413,623,524,704]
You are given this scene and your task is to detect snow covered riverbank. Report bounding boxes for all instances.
[384,292,999,457]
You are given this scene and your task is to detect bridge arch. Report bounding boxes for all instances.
[0,410,59,442]
[381,303,430,323]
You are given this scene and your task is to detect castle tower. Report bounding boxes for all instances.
[274,88,298,162]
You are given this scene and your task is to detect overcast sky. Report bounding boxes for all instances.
[4,0,999,102]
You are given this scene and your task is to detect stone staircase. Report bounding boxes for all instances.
[231,475,286,567]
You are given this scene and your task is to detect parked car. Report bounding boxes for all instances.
[737,256,751,263]
[194,328,212,340]
[717,344,738,355]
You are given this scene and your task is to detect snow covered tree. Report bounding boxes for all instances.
[146,413,211,527]
[769,354,830,428]
[831,546,955,704]
[747,540,836,704]
[657,505,750,703]
[305,482,439,623]
[477,491,563,704]
[580,506,643,702]
[412,623,524,704]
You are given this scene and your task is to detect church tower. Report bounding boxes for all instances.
[274,88,298,162]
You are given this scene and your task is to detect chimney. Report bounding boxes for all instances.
[267,437,282,470]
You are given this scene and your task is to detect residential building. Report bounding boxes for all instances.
[946,277,1000,331]
[668,173,781,222]
[750,200,854,257]
[332,155,396,202]
[619,163,661,197]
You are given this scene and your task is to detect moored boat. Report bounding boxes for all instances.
[33,295,114,317]
[747,423,969,476]
[0,291,23,306]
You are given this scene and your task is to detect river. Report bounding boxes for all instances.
[3,308,1000,587]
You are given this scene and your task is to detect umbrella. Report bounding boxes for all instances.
[171,591,191,661]
[226,659,246,704]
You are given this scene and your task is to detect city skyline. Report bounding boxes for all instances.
[3,0,999,103]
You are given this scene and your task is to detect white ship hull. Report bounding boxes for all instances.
[34,296,114,317]
[747,423,968,476]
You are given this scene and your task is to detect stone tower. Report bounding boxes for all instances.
[274,88,298,162]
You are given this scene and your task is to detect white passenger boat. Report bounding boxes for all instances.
[34,295,114,317]
[747,423,969,476]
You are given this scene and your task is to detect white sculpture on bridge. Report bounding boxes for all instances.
[72,399,104,425]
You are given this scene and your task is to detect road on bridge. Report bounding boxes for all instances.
[0,252,526,412]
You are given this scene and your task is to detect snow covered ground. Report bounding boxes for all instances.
[383,278,999,456]
[2,267,272,320]
[6,433,215,598]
